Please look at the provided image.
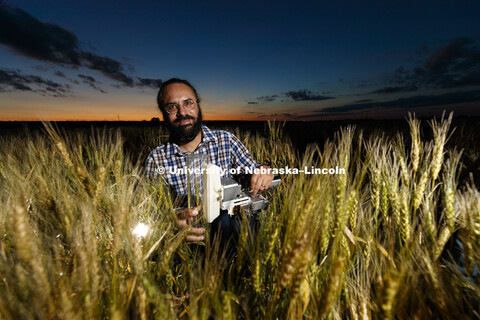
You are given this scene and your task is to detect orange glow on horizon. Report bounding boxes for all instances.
[2,92,479,122]
[0,93,268,121]
[0,113,268,122]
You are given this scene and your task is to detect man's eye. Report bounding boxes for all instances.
[166,105,177,111]
[185,100,194,107]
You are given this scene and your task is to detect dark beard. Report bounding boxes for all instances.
[166,110,203,144]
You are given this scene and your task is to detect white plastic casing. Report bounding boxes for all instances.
[203,163,222,223]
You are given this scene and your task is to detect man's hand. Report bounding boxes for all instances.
[176,205,205,242]
[250,165,274,196]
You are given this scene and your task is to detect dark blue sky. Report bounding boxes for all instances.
[1,0,480,120]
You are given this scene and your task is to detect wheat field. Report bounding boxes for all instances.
[0,113,479,319]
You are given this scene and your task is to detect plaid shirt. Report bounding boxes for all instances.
[145,125,259,196]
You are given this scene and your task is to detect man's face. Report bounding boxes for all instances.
[161,83,202,143]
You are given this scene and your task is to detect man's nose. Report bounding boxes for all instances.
[176,104,188,116]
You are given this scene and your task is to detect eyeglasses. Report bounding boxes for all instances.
[163,99,197,114]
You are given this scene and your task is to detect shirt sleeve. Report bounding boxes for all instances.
[145,152,159,178]
[229,133,259,171]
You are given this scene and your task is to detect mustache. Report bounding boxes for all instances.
[173,115,195,123]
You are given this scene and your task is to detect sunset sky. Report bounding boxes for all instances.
[1,0,480,121]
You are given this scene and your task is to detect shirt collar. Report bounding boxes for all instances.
[200,124,216,144]
[164,141,180,158]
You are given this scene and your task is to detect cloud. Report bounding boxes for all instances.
[79,52,133,86]
[32,65,52,72]
[340,38,480,96]
[78,74,96,83]
[317,89,480,114]
[0,4,80,62]
[247,95,278,104]
[339,77,371,88]
[270,112,297,117]
[384,37,480,91]
[256,112,295,119]
[0,69,70,96]
[0,3,160,89]
[54,71,65,77]
[136,77,163,88]
[285,89,334,101]
[78,74,106,93]
[370,85,418,94]
[244,111,299,119]
[249,89,335,104]
[257,95,278,102]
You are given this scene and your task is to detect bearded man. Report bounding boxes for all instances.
[145,78,274,242]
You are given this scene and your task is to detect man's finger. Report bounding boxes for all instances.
[175,206,201,220]
[251,181,260,196]
[256,180,267,194]
[188,227,205,234]
[252,177,271,195]
[178,219,187,228]
[175,208,188,219]
[250,165,275,195]
[186,205,202,218]
[263,177,273,189]
[253,179,269,195]
[186,234,205,242]
[250,173,260,195]
[250,174,258,188]
[178,216,206,229]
